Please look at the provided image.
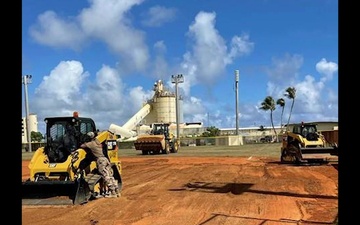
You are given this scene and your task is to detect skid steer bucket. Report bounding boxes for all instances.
[22,177,91,205]
[300,146,338,155]
[300,146,338,161]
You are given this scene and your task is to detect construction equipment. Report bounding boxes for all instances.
[134,122,179,155]
[22,112,122,205]
[280,122,338,164]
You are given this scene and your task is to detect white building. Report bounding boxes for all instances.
[22,114,38,143]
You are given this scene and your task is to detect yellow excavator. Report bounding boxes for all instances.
[134,123,179,155]
[22,112,122,205]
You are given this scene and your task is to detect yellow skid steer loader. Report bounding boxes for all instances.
[22,112,122,205]
[280,122,338,164]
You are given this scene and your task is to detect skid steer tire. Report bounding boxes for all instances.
[282,145,302,164]
[281,149,295,163]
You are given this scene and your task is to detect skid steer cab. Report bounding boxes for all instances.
[280,122,338,164]
[22,112,122,205]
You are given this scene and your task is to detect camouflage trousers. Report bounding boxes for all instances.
[97,156,118,192]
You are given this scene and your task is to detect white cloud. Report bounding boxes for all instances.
[227,34,254,63]
[181,11,254,89]
[141,6,177,27]
[294,75,324,113]
[266,53,303,83]
[78,0,149,71]
[29,11,86,50]
[29,0,149,72]
[183,96,206,115]
[128,86,154,112]
[34,60,88,105]
[185,11,228,85]
[316,58,338,82]
[179,52,198,96]
[85,64,125,110]
[31,60,89,134]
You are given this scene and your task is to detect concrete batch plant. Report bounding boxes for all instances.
[109,79,200,140]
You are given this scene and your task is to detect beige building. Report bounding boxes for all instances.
[219,121,338,144]
[286,121,338,132]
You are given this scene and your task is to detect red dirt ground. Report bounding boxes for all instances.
[22,156,338,225]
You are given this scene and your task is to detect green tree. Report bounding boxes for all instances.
[31,131,43,142]
[258,125,265,131]
[260,96,277,141]
[276,98,285,133]
[284,87,296,130]
[202,126,220,137]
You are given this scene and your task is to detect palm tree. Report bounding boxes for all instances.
[260,96,277,141]
[276,98,285,133]
[284,87,296,130]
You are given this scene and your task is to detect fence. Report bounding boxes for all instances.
[321,130,338,145]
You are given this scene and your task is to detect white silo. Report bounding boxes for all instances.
[152,90,176,123]
[29,114,38,133]
[144,80,177,124]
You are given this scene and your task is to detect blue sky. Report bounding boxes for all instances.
[22,0,338,134]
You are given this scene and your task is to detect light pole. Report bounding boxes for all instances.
[235,70,239,135]
[171,74,184,139]
[23,75,32,152]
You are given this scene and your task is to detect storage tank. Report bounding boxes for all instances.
[152,92,176,123]
[143,79,184,125]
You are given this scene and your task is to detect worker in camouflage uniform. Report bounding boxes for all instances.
[80,131,119,198]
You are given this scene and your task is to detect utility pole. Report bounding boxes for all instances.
[23,75,32,152]
[171,74,184,139]
[207,112,210,128]
[235,70,239,135]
